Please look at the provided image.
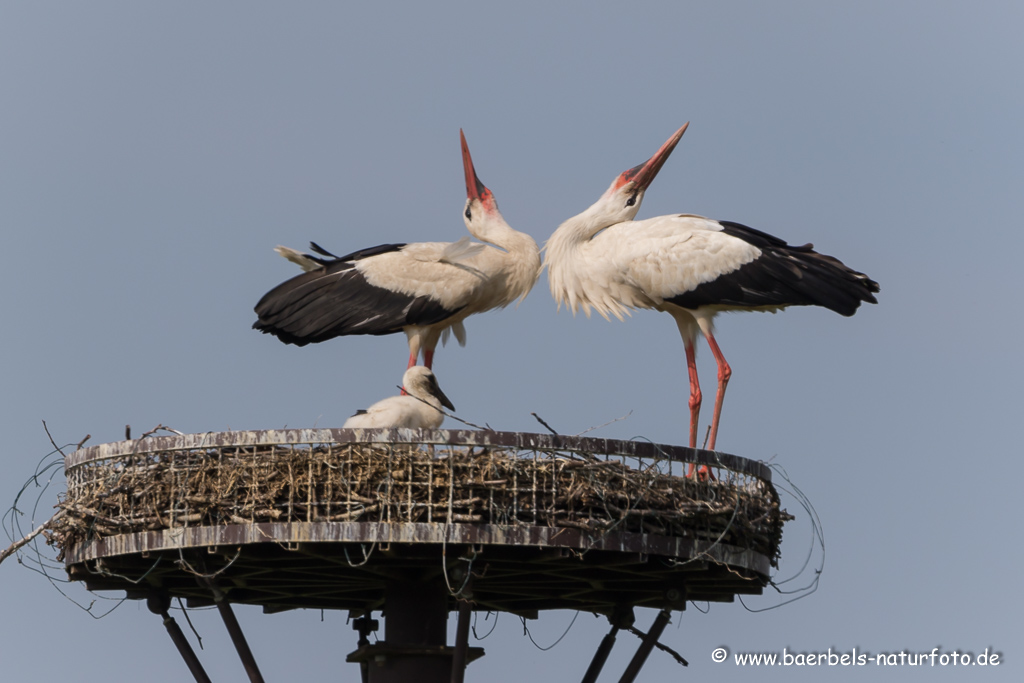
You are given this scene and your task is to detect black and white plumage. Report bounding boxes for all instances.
[545,122,879,453]
[343,366,455,429]
[253,131,541,370]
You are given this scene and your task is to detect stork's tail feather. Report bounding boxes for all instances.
[715,221,879,316]
[275,245,328,272]
[309,241,340,259]
[782,242,879,312]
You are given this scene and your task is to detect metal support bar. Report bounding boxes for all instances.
[202,579,266,683]
[215,598,266,683]
[450,599,472,683]
[618,609,672,683]
[580,625,619,683]
[147,592,212,683]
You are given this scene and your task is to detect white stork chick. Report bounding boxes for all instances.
[343,366,454,429]
[253,131,541,371]
[546,122,879,454]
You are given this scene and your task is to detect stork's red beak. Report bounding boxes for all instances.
[618,122,689,191]
[460,129,488,200]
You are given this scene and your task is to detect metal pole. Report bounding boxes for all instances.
[450,599,472,683]
[371,577,451,683]
[202,581,266,683]
[618,609,672,683]
[581,625,620,683]
[214,598,266,683]
[147,592,213,683]
[353,616,378,683]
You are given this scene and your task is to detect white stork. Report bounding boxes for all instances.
[546,123,879,453]
[343,366,454,429]
[253,131,541,370]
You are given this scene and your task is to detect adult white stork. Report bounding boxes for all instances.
[546,123,879,453]
[253,131,541,370]
[343,366,454,429]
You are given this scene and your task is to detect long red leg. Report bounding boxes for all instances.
[403,348,419,395]
[403,349,434,396]
[704,332,732,451]
[684,338,702,475]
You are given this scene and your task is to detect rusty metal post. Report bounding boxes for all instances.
[146,592,212,683]
[617,609,672,683]
[449,598,473,683]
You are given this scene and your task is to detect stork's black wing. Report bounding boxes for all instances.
[666,221,879,316]
[253,243,463,346]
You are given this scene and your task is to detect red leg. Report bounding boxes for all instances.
[403,349,419,395]
[704,332,732,452]
[684,338,702,475]
[423,348,435,370]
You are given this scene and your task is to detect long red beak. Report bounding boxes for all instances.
[618,121,689,191]
[460,129,488,200]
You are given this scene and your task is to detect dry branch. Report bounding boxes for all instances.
[1,511,64,566]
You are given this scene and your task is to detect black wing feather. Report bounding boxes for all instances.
[253,243,463,346]
[666,221,879,316]
[309,241,339,259]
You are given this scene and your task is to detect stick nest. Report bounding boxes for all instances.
[49,441,789,566]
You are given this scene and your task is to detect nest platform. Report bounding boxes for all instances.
[50,428,787,616]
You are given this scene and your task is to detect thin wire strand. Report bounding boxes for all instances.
[472,610,499,640]
[521,611,579,651]
[737,462,824,612]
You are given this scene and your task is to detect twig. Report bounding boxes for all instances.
[394,386,491,431]
[530,413,558,435]
[627,624,689,666]
[0,511,64,567]
[177,597,204,650]
[41,420,70,457]
[575,410,633,436]
[141,424,184,438]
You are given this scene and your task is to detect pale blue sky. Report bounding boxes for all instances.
[2,2,1022,681]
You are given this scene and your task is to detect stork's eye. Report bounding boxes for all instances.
[465,207,472,220]
[625,192,637,207]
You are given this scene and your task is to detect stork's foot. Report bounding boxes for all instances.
[685,463,716,482]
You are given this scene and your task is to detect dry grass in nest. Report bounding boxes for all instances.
[49,441,788,565]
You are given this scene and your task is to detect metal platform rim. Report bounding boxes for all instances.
[64,428,772,481]
[64,520,773,578]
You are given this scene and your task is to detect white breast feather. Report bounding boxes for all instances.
[549,215,762,320]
